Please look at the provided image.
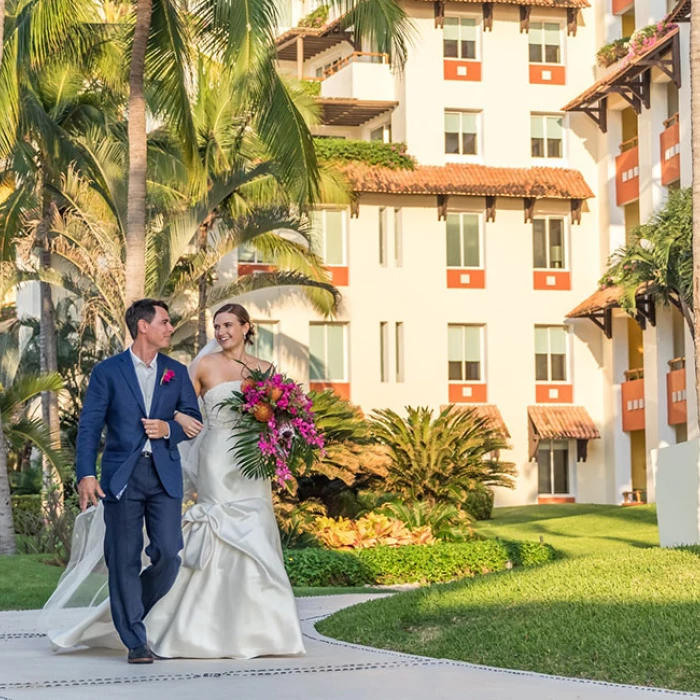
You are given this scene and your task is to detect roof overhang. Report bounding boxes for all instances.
[316,98,398,126]
[276,16,352,61]
[528,405,600,462]
[562,28,681,133]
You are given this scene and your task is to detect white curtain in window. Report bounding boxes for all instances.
[448,325,463,362]
[326,325,345,381]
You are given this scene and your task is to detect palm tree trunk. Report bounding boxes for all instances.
[195,217,213,353]
[125,0,153,313]
[0,411,17,555]
[36,173,63,516]
[693,5,700,433]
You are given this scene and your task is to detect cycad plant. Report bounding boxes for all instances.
[370,405,516,508]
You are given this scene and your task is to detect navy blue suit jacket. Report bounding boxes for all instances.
[76,350,202,499]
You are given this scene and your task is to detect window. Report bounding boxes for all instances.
[448,325,483,382]
[535,326,567,382]
[380,322,389,382]
[529,23,562,64]
[310,323,347,381]
[531,115,564,158]
[538,440,570,494]
[446,213,481,268]
[312,210,345,265]
[378,207,388,266]
[370,123,392,143]
[445,111,479,155]
[238,242,272,264]
[315,56,341,78]
[250,322,277,364]
[394,208,403,267]
[443,17,478,60]
[533,217,566,269]
[395,322,405,383]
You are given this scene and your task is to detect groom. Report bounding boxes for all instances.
[76,299,202,664]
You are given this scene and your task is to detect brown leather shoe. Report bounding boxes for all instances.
[128,645,155,664]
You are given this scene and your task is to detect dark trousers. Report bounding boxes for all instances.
[103,455,183,650]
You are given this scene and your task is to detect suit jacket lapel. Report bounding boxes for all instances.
[118,350,147,416]
[149,354,166,418]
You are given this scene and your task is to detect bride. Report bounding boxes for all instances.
[41,303,305,659]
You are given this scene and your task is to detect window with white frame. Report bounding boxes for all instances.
[378,207,388,266]
[395,322,405,383]
[250,322,277,364]
[535,326,568,382]
[238,241,272,264]
[310,323,347,382]
[531,114,564,159]
[448,324,483,382]
[370,123,392,143]
[533,217,566,269]
[528,22,562,64]
[537,440,570,494]
[446,212,481,268]
[445,111,480,156]
[315,56,341,78]
[443,17,479,60]
[312,210,345,266]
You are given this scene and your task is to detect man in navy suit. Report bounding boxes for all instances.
[77,299,203,664]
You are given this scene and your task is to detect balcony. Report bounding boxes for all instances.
[319,52,394,102]
[666,357,687,425]
[615,138,639,206]
[621,367,645,432]
[660,113,681,186]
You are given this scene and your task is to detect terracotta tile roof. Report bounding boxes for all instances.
[528,405,600,440]
[562,27,679,112]
[566,286,622,318]
[443,404,511,438]
[416,0,589,6]
[343,163,594,200]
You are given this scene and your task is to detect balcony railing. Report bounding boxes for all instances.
[667,356,687,425]
[661,113,681,186]
[318,52,394,102]
[319,52,389,79]
[616,137,639,206]
[622,366,645,432]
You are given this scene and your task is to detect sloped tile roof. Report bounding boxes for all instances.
[566,286,623,318]
[528,405,600,440]
[343,163,594,200]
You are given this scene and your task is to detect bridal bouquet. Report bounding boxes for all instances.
[217,367,325,484]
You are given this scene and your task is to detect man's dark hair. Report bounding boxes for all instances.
[125,299,169,340]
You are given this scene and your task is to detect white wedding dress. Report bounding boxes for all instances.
[43,380,305,659]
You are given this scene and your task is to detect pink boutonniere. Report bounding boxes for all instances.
[161,368,175,385]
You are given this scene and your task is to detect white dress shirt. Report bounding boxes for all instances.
[130,348,169,453]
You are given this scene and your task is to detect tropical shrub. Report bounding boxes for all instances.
[314,138,416,170]
[298,5,329,28]
[464,483,495,520]
[370,406,516,509]
[596,37,630,67]
[284,548,373,587]
[379,500,475,542]
[274,496,326,549]
[10,495,42,536]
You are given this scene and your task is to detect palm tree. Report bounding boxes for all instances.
[692,0,700,430]
[370,406,515,508]
[0,382,14,555]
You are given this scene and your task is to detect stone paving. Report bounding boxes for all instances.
[1,594,698,700]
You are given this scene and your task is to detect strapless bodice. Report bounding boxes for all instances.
[202,380,241,429]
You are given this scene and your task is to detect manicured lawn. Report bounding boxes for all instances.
[473,504,659,558]
[317,504,700,693]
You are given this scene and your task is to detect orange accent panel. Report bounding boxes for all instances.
[238,263,276,276]
[621,377,645,432]
[327,266,349,287]
[529,64,566,86]
[615,146,639,206]
[448,383,488,404]
[533,270,571,291]
[667,368,687,425]
[444,60,482,82]
[660,122,681,186]
[310,382,351,400]
[447,268,486,289]
[538,495,575,504]
[612,0,634,13]
[535,384,573,404]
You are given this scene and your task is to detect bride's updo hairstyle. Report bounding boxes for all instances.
[214,303,255,346]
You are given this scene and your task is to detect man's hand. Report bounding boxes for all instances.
[174,412,204,439]
[78,476,105,511]
[142,418,170,440]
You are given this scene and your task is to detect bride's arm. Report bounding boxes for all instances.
[174,366,204,438]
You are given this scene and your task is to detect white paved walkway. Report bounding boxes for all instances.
[1,594,698,699]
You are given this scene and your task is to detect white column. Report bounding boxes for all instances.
[643,307,677,501]
[604,110,626,257]
[604,313,633,503]
[679,24,692,188]
[637,83,667,222]
[634,0,668,25]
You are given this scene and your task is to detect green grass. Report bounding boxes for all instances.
[0,554,64,610]
[317,504,700,693]
[473,504,659,558]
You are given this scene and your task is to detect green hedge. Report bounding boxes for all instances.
[284,540,556,587]
[11,495,42,536]
[314,138,416,170]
